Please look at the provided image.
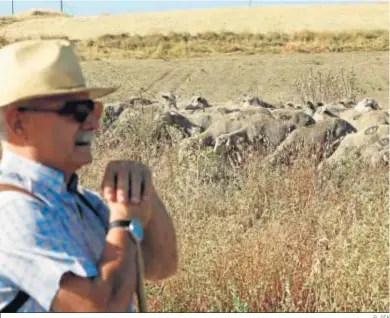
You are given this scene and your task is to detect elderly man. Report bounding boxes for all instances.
[0,40,178,312]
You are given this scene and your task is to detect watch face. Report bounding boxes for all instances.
[129,219,144,241]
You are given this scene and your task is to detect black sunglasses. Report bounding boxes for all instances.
[17,99,95,124]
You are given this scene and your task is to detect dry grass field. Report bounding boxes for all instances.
[1,2,389,313]
[81,144,388,313]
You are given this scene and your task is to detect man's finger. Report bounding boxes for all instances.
[130,164,142,204]
[101,164,117,202]
[116,163,130,204]
[141,168,152,200]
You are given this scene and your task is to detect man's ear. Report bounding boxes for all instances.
[4,107,27,140]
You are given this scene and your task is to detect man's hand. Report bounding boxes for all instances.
[101,160,153,226]
[101,160,178,281]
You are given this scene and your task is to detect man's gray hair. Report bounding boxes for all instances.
[0,108,8,141]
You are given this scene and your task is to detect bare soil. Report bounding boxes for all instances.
[82,51,389,107]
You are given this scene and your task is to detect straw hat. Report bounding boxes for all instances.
[0,39,118,107]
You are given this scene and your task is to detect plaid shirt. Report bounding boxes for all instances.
[0,150,133,312]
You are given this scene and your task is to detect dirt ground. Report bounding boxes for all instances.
[82,51,389,107]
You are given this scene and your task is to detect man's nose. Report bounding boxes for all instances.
[82,101,103,131]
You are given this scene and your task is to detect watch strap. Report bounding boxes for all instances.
[109,220,131,229]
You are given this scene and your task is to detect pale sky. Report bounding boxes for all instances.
[0,0,377,16]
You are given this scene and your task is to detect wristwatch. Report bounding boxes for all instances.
[107,218,147,312]
[108,218,144,243]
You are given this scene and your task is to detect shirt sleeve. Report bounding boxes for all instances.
[74,188,135,313]
[0,192,98,312]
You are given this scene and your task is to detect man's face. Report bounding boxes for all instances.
[7,93,103,177]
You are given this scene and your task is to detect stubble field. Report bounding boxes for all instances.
[1,3,388,39]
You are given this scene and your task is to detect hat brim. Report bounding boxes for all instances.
[0,86,118,108]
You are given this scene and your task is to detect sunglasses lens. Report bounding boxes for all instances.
[60,100,94,123]
[16,100,96,124]
[74,111,89,123]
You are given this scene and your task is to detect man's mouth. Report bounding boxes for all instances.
[75,141,91,146]
[75,133,94,147]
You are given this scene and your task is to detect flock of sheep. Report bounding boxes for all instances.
[100,92,389,170]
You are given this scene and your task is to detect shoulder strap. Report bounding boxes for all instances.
[0,184,44,203]
[0,184,43,312]
[75,190,100,217]
[74,190,108,233]
[1,291,29,313]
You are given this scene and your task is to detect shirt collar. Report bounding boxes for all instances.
[67,173,80,193]
[0,149,78,194]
